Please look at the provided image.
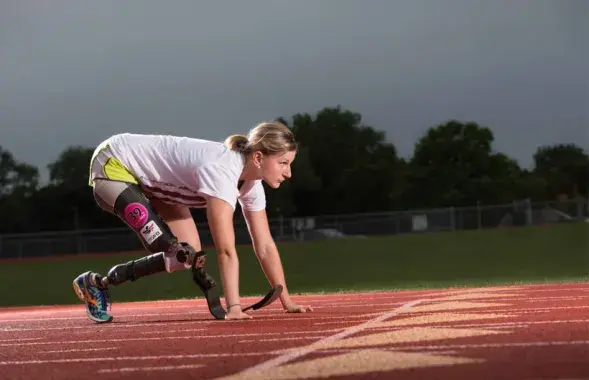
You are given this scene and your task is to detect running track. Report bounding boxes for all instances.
[0,282,588,379]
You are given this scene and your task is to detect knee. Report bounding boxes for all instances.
[93,188,113,213]
[216,248,237,260]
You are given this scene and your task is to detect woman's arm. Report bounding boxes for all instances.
[206,196,251,319]
[243,208,313,313]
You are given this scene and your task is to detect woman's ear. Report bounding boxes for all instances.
[252,151,264,169]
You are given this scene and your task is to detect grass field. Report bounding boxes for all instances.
[1,222,587,307]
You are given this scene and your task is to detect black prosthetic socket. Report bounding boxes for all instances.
[113,185,176,253]
[106,253,167,286]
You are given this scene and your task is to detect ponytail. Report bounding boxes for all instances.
[224,121,296,156]
[224,134,248,153]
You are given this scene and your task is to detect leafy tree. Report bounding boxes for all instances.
[0,146,39,198]
[15,146,99,232]
[532,143,589,199]
[515,169,548,201]
[406,120,523,207]
[284,106,404,215]
[0,146,40,232]
[47,146,94,189]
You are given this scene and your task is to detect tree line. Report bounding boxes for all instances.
[1,106,587,234]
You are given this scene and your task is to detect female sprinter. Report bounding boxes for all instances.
[72,121,312,323]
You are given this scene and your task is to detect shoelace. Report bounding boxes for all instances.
[90,273,112,312]
[95,288,112,312]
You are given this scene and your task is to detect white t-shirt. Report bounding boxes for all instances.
[105,133,266,211]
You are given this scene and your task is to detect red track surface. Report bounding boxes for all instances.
[1,282,588,380]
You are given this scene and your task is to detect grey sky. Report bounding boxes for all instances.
[1,0,587,182]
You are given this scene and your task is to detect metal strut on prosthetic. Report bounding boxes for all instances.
[189,250,226,320]
[101,184,226,320]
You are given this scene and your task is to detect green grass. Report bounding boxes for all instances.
[1,222,587,307]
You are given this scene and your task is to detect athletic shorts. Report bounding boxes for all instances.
[89,139,142,213]
[89,139,139,187]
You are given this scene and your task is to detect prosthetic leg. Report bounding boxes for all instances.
[92,184,226,320]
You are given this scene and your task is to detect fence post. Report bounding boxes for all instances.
[449,207,455,230]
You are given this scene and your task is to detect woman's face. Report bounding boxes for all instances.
[258,150,297,189]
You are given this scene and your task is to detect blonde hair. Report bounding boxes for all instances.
[224,121,297,155]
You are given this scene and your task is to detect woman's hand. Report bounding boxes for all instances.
[284,303,314,313]
[225,305,252,320]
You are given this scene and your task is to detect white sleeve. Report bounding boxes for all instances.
[238,180,266,212]
[195,164,239,209]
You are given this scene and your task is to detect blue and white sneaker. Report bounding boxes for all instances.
[72,271,113,323]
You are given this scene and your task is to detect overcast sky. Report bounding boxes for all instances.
[1,0,587,182]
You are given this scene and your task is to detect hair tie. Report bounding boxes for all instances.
[236,140,247,152]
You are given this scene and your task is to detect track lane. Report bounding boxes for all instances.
[0,283,587,380]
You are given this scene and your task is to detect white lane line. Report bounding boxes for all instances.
[410,306,589,315]
[229,298,425,378]
[525,296,589,301]
[0,321,200,332]
[0,351,285,365]
[313,318,402,326]
[140,328,207,334]
[239,336,327,343]
[0,304,195,317]
[42,347,119,354]
[0,335,216,347]
[399,340,589,351]
[0,330,342,347]
[0,311,210,323]
[98,364,204,373]
[0,313,385,330]
[266,340,589,355]
[444,319,589,329]
[237,314,392,322]
[365,319,589,330]
[141,329,341,337]
[0,337,43,342]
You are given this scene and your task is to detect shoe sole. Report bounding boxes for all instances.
[85,307,113,323]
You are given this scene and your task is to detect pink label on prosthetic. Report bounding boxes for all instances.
[124,202,149,228]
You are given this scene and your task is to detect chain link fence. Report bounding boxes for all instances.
[1,198,586,259]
